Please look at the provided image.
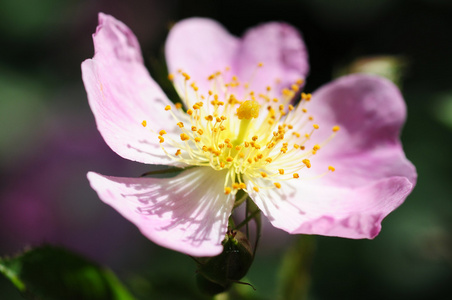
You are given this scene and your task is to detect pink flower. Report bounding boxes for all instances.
[82,13,416,257]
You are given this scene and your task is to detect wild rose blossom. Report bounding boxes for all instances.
[82,13,416,256]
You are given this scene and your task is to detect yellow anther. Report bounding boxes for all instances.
[282,88,291,96]
[301,93,311,101]
[239,153,245,158]
[220,162,225,168]
[177,122,184,128]
[191,126,197,131]
[141,120,147,127]
[258,62,264,67]
[332,125,340,132]
[193,104,200,110]
[293,173,299,178]
[216,117,222,122]
[194,137,201,142]
[202,146,208,152]
[168,73,175,81]
[235,146,242,151]
[175,103,182,109]
[232,183,240,189]
[158,136,164,143]
[303,159,311,168]
[221,116,227,121]
[252,136,258,141]
[296,79,304,85]
[313,144,321,151]
[180,133,189,141]
[244,142,250,147]
[165,105,171,111]
[182,72,190,80]
[224,187,232,195]
[247,158,253,164]
[313,124,319,129]
[288,104,294,111]
[302,108,307,113]
[288,124,293,129]
[266,86,271,91]
[239,183,246,189]
[197,129,203,135]
[291,84,299,92]
[175,149,181,156]
[294,144,300,149]
[328,166,336,172]
[274,182,282,189]
[261,172,267,178]
[279,169,285,175]
[237,100,260,120]
[205,115,213,121]
[159,130,167,135]
[257,153,263,159]
[300,145,305,150]
[253,186,259,192]
[265,157,272,163]
[226,156,233,162]
[187,109,193,115]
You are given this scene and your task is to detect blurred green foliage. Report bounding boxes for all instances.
[0,246,135,300]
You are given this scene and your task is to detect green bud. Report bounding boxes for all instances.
[195,229,254,295]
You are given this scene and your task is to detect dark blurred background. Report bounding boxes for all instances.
[1,0,451,299]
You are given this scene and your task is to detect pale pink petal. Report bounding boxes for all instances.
[165,18,239,97]
[87,167,234,256]
[303,74,417,187]
[82,13,184,166]
[246,176,413,238]
[165,19,309,99]
[235,22,309,94]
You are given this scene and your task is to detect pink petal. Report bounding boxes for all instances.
[165,18,239,96]
[247,176,413,239]
[306,74,417,187]
[235,22,309,94]
[87,167,234,256]
[82,13,183,166]
[165,19,309,98]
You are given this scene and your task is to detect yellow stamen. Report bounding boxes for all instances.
[225,187,232,195]
[180,133,189,141]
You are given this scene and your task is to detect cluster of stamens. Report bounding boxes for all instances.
[142,64,339,195]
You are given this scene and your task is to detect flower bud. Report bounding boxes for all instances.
[195,230,253,295]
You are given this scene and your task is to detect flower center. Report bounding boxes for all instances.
[142,64,339,195]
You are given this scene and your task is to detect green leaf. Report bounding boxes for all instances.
[0,245,136,300]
